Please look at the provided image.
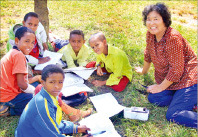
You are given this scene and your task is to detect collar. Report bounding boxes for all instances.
[40,88,58,107]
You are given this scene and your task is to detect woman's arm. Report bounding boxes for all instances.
[135,60,151,74]
[147,79,173,94]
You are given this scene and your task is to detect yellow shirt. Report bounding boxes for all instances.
[58,44,89,68]
[96,45,132,86]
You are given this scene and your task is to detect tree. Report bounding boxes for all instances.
[34,0,49,41]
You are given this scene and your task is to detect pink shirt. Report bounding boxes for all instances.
[0,49,28,102]
[144,27,197,90]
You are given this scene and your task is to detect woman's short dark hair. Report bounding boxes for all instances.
[142,3,171,27]
[42,64,65,81]
[15,26,35,40]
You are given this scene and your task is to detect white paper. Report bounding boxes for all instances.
[79,113,121,137]
[34,50,63,70]
[90,93,125,117]
[61,73,93,97]
[64,67,96,80]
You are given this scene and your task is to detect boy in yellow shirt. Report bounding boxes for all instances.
[58,30,89,68]
[88,32,132,92]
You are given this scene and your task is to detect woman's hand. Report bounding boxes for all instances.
[91,80,106,87]
[77,125,90,133]
[135,66,143,74]
[147,84,163,94]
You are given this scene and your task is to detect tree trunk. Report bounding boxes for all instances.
[34,0,49,41]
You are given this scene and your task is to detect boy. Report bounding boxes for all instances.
[7,12,50,65]
[88,32,132,92]
[0,27,36,116]
[15,65,91,137]
[58,30,89,68]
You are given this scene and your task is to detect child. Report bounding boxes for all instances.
[0,27,36,116]
[58,30,89,68]
[7,12,50,66]
[49,31,69,52]
[15,65,91,137]
[88,32,132,92]
[34,84,93,122]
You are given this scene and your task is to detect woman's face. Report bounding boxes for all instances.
[146,11,167,37]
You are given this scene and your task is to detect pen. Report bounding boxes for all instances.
[103,72,106,75]
[91,131,106,136]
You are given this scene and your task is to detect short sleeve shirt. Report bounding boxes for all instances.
[144,27,197,90]
[0,49,28,102]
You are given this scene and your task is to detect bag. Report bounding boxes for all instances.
[62,92,87,107]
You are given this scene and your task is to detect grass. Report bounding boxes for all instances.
[0,1,197,137]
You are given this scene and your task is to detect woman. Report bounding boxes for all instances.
[135,3,197,128]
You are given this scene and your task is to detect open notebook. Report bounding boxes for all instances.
[34,50,63,70]
[61,73,93,97]
[64,67,96,80]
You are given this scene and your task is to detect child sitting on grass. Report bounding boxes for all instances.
[15,64,91,137]
[7,12,50,66]
[58,30,89,68]
[87,32,132,92]
[0,27,36,116]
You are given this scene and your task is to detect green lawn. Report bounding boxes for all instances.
[0,1,197,137]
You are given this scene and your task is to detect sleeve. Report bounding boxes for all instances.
[96,55,104,68]
[144,32,152,63]
[59,120,78,134]
[106,54,124,86]
[32,98,77,137]
[38,22,47,43]
[77,45,89,67]
[25,55,39,65]
[165,35,185,82]
[12,52,28,75]
[7,27,15,52]
[62,47,76,68]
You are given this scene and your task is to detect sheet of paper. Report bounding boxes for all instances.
[64,67,96,80]
[90,93,125,118]
[79,113,121,137]
[61,73,93,97]
[34,50,63,70]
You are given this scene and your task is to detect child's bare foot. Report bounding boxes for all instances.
[69,108,93,122]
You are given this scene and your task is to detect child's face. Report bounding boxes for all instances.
[89,38,106,55]
[41,73,64,97]
[23,16,39,32]
[69,34,85,53]
[15,32,35,55]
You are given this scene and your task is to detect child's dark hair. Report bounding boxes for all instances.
[42,65,65,81]
[15,26,35,40]
[142,3,171,27]
[70,30,84,40]
[24,12,39,22]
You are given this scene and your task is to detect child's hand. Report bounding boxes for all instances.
[36,75,42,83]
[96,66,103,76]
[135,66,143,74]
[92,80,106,87]
[77,125,90,133]
[38,56,51,64]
